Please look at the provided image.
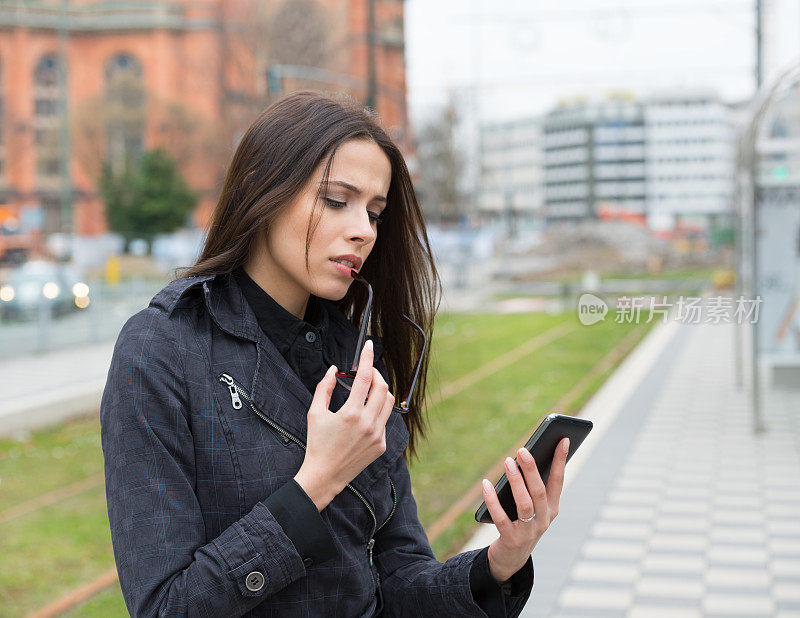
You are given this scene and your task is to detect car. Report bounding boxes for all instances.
[0,260,91,321]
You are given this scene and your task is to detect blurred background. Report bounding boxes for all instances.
[1,1,799,616]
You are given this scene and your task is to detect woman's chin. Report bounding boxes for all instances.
[314,280,352,302]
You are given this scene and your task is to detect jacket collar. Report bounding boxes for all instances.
[155,272,408,491]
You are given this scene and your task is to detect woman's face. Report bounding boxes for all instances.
[246,138,392,319]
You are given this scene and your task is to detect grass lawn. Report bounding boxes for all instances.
[0,310,649,616]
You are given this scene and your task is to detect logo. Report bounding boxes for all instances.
[577,293,608,326]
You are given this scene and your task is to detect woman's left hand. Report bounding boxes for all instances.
[481,437,569,583]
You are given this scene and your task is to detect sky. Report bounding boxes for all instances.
[405,0,800,126]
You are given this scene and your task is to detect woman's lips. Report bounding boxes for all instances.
[331,260,355,277]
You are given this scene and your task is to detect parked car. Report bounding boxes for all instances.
[0,260,90,321]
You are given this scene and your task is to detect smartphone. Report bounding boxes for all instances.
[474,413,593,524]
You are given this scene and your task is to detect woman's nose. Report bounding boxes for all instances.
[348,209,377,244]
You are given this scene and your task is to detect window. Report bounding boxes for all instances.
[33,53,61,181]
[105,53,144,172]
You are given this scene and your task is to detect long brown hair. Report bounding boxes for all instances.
[181,91,441,459]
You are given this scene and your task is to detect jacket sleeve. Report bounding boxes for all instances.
[101,308,309,617]
[373,453,533,617]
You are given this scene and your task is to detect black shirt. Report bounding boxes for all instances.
[234,266,528,616]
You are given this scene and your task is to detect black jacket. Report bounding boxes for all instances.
[101,271,533,616]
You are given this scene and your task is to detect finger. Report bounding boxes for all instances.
[504,457,535,521]
[311,365,337,413]
[347,340,374,405]
[482,478,512,534]
[364,367,389,416]
[545,438,569,514]
[516,447,548,523]
[376,386,395,429]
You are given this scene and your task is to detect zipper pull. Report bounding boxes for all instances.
[220,374,243,409]
[367,538,375,566]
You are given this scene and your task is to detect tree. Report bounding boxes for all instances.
[413,97,466,224]
[100,149,197,250]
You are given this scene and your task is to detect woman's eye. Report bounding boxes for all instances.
[325,197,382,226]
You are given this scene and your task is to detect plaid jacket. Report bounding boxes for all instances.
[101,272,533,617]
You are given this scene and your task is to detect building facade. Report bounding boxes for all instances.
[537,93,736,230]
[543,96,646,224]
[0,0,409,241]
[478,118,544,221]
[644,91,736,232]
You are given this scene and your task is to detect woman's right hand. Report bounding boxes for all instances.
[294,339,395,511]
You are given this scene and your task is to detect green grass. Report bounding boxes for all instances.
[0,485,115,616]
[0,310,649,615]
[64,584,129,617]
[0,414,104,512]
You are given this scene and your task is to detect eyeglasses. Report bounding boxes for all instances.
[334,269,426,414]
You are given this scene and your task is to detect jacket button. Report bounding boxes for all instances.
[245,571,265,592]
[305,331,317,343]
[303,557,314,567]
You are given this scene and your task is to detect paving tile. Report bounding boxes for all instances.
[592,522,651,539]
[709,527,766,544]
[767,521,800,535]
[710,510,765,525]
[771,559,800,576]
[774,584,800,602]
[702,593,775,615]
[707,545,769,565]
[660,502,710,515]
[648,534,708,552]
[642,554,705,574]
[571,561,639,583]
[627,607,701,618]
[770,540,800,555]
[609,491,662,505]
[634,576,703,598]
[582,540,646,561]
[767,505,800,518]
[600,505,657,521]
[653,516,708,532]
[558,586,634,611]
[704,566,770,588]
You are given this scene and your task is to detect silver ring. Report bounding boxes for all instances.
[519,514,535,522]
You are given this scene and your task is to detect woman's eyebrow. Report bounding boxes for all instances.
[321,180,387,204]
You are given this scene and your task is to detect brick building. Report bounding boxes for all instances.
[0,0,409,241]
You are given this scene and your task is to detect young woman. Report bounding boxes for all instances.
[101,91,568,617]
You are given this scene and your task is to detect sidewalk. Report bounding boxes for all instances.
[466,320,800,617]
[0,342,114,437]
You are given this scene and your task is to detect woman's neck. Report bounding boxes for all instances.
[242,261,309,320]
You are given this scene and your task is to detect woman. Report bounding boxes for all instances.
[101,91,568,617]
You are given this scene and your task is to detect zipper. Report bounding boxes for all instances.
[219,373,397,558]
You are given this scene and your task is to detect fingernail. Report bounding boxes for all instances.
[563,438,570,454]
[505,456,516,472]
[328,365,337,375]
[482,479,491,492]
[365,340,373,352]
[519,448,532,462]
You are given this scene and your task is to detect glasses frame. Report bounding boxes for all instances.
[334,269,426,414]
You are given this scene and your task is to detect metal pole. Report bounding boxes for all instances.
[748,165,765,432]
[749,0,766,432]
[733,180,744,389]
[365,0,377,110]
[57,0,73,235]
[756,0,763,89]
